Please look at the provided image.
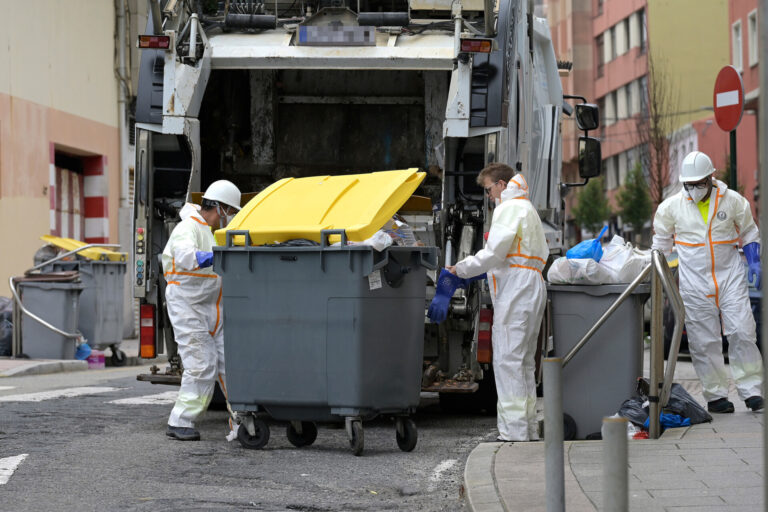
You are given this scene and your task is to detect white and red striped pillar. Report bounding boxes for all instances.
[83,156,109,244]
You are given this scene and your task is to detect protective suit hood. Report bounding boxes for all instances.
[500,174,531,202]
[179,202,204,223]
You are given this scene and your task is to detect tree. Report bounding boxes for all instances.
[572,177,612,235]
[617,161,652,233]
[634,56,679,211]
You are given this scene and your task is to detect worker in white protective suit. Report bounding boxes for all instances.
[653,151,764,413]
[448,163,549,441]
[163,180,242,441]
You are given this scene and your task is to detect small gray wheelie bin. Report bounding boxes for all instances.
[548,283,650,439]
[215,229,437,455]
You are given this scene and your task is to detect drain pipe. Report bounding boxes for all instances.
[116,0,129,210]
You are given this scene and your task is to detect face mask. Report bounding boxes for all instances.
[217,206,236,229]
[688,187,708,203]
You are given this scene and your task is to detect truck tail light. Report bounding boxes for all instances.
[140,304,156,359]
[137,35,171,49]
[477,308,493,364]
[460,38,493,54]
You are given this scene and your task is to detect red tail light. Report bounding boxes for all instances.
[137,35,171,49]
[477,308,493,364]
[140,304,156,359]
[460,38,493,53]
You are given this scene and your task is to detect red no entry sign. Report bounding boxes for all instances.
[713,65,744,132]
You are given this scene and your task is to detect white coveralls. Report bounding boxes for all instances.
[455,175,549,441]
[652,179,763,402]
[162,203,227,428]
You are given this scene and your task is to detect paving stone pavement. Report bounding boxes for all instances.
[464,362,765,512]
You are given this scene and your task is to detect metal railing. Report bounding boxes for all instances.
[544,249,685,512]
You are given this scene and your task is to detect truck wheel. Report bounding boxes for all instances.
[238,418,270,450]
[286,422,318,447]
[348,420,364,456]
[395,418,417,452]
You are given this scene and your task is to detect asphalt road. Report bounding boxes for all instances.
[0,365,497,511]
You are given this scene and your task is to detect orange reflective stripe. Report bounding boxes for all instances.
[492,275,497,295]
[706,294,716,298]
[506,252,547,265]
[209,287,223,336]
[509,263,543,274]
[674,239,705,247]
[166,280,181,286]
[217,374,229,399]
[511,174,529,191]
[709,193,721,307]
[712,238,739,245]
[164,271,218,279]
[517,238,522,253]
[191,217,208,227]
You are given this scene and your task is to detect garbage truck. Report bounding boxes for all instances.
[133,0,601,406]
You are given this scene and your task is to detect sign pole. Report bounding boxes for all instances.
[730,130,737,190]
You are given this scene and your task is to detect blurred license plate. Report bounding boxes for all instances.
[298,25,376,46]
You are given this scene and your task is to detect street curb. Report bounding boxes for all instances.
[0,355,167,378]
[464,442,505,512]
[0,360,88,377]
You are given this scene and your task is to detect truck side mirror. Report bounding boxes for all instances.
[578,136,601,179]
[575,103,600,131]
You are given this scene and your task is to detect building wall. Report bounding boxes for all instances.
[729,0,760,100]
[0,1,119,294]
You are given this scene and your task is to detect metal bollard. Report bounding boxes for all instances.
[602,416,629,512]
[543,358,564,512]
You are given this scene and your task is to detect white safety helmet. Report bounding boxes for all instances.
[679,151,715,183]
[202,180,242,210]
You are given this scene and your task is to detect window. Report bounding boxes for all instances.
[638,9,646,53]
[617,85,628,120]
[605,91,615,126]
[732,20,743,70]
[604,28,613,63]
[596,34,605,78]
[748,10,758,66]
[597,0,603,16]
[610,26,617,60]
[618,151,628,186]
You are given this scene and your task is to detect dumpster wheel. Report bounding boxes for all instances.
[286,421,318,448]
[110,347,127,367]
[347,419,364,456]
[395,417,417,452]
[237,418,270,450]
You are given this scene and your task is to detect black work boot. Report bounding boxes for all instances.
[166,426,201,441]
[707,397,735,414]
[745,396,764,412]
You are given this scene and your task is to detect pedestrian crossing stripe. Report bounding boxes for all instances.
[108,391,178,405]
[0,387,120,403]
[0,454,28,485]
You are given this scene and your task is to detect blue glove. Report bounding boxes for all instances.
[427,269,463,323]
[459,273,487,288]
[195,251,214,268]
[744,242,761,290]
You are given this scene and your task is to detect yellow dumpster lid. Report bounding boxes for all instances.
[215,169,426,246]
[40,235,126,262]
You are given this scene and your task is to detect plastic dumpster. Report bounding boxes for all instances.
[39,236,127,364]
[17,280,85,359]
[548,283,650,439]
[214,169,436,455]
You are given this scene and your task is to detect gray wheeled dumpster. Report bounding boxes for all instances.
[215,230,437,455]
[44,260,127,363]
[17,280,85,360]
[548,283,650,439]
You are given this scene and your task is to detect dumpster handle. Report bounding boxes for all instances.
[225,230,252,248]
[653,251,685,415]
[320,229,348,248]
[419,249,439,270]
[8,276,85,342]
[27,243,122,274]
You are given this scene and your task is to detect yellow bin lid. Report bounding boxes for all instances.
[215,169,426,246]
[40,235,127,262]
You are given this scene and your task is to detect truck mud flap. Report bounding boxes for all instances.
[422,381,479,394]
[136,373,182,385]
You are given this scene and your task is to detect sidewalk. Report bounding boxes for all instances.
[0,338,166,377]
[464,361,765,511]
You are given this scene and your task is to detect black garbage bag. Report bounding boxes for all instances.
[636,378,712,425]
[618,396,649,427]
[0,297,12,357]
[666,383,713,424]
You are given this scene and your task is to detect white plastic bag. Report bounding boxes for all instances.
[546,256,613,285]
[599,235,650,283]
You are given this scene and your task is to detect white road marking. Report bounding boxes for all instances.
[0,386,15,391]
[716,90,739,108]
[0,387,120,403]
[429,459,458,483]
[108,391,178,405]
[0,454,28,485]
